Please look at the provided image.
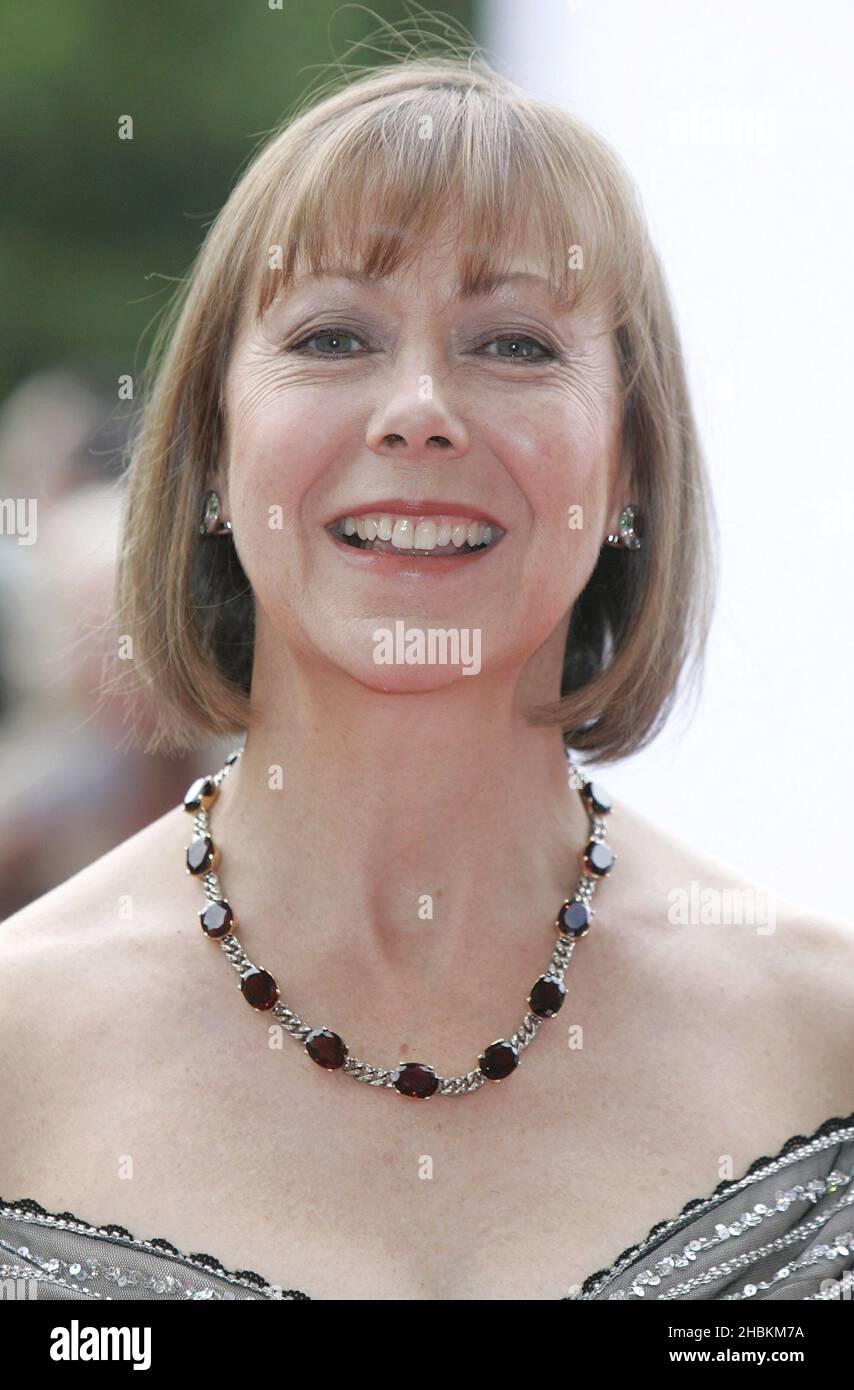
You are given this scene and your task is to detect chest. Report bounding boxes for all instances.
[28,1016,729,1301]
[15,911,818,1301]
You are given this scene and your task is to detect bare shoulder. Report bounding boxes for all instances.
[0,802,189,1077]
[0,802,195,1174]
[0,796,221,1214]
[0,801,188,957]
[613,790,854,933]
[606,794,854,1117]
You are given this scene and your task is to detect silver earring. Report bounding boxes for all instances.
[605,504,641,550]
[199,489,233,537]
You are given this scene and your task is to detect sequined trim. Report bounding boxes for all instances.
[721,1207,854,1301]
[571,1108,854,1300]
[0,1260,102,1299]
[0,1195,310,1300]
[627,1186,854,1300]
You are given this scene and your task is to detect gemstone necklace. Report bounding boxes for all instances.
[183,746,615,1100]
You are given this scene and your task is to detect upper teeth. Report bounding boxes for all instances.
[337,515,502,550]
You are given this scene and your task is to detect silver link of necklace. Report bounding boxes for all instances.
[189,744,611,1096]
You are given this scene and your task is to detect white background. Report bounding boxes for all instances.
[480,0,853,920]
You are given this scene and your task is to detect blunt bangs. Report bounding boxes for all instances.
[244,69,647,349]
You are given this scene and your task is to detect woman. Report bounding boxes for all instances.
[1,50,852,1303]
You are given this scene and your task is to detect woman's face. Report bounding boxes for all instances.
[215,229,628,697]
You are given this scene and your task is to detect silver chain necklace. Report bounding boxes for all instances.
[183,746,616,1100]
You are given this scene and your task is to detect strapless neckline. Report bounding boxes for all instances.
[2,1105,853,1300]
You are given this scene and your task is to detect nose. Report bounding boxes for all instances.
[366,368,470,461]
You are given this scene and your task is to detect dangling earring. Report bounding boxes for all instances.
[604,503,642,550]
[199,489,233,537]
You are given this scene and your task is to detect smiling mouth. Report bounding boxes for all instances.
[327,514,506,557]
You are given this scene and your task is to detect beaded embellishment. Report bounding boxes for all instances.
[0,1195,309,1300]
[569,1110,854,1301]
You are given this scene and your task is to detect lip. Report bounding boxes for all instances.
[323,499,505,527]
[325,525,504,575]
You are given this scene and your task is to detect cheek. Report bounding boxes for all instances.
[226,395,327,530]
[499,422,612,552]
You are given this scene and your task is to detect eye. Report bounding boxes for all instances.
[478,334,555,363]
[289,327,365,357]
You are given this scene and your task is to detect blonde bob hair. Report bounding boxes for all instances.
[109,43,718,764]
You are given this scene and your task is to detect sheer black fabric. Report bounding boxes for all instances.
[572,1111,854,1300]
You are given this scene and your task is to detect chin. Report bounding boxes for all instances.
[338,656,483,693]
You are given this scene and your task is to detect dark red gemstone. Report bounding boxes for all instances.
[183,776,217,813]
[583,840,614,876]
[199,899,234,938]
[186,835,216,875]
[557,900,591,937]
[582,781,612,815]
[392,1062,439,1099]
[479,1039,519,1081]
[240,967,279,1010]
[305,1028,348,1070]
[529,974,566,1018]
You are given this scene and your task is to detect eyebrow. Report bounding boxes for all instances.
[291,268,565,303]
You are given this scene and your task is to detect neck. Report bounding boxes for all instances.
[208,645,594,1055]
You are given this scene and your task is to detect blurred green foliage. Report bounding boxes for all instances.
[0,0,476,404]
